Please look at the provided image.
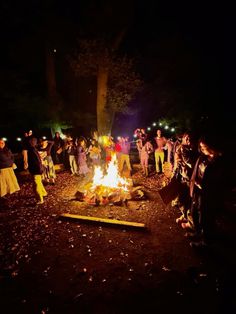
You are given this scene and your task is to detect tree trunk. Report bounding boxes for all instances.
[45,47,64,135]
[46,48,57,104]
[97,65,112,135]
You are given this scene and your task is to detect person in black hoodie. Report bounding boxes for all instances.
[27,137,47,204]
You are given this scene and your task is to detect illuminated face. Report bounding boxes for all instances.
[0,139,5,149]
[157,130,161,137]
[183,135,190,145]
[200,142,214,157]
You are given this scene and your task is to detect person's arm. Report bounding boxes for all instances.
[181,146,193,168]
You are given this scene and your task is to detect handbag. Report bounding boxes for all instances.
[159,176,183,205]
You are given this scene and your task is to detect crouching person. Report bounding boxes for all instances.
[28,138,47,204]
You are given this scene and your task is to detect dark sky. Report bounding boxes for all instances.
[0,0,228,136]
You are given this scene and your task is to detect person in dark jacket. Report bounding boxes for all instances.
[52,132,65,164]
[66,139,78,175]
[186,135,224,247]
[27,138,47,204]
[0,138,20,198]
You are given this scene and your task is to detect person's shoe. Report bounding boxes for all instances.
[184,231,200,239]
[190,240,207,248]
[36,200,44,205]
[181,221,193,230]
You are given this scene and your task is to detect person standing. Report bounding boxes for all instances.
[27,138,47,204]
[119,137,132,175]
[88,139,101,167]
[0,138,20,198]
[38,139,56,184]
[22,130,33,170]
[52,132,64,164]
[140,140,153,177]
[154,129,167,174]
[66,139,78,175]
[77,138,90,176]
[174,133,197,224]
[186,137,224,247]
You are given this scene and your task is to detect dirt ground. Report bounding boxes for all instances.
[0,165,236,314]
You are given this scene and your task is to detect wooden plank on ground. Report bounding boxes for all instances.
[60,213,146,229]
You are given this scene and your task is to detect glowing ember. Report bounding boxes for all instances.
[74,154,146,205]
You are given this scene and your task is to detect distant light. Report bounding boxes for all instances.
[147,127,151,131]
[165,125,169,129]
[53,49,57,53]
[159,122,162,126]
[16,137,22,142]
[133,134,137,138]
[2,137,7,141]
[152,122,156,126]
[171,128,175,132]
[42,136,47,140]
[117,136,121,141]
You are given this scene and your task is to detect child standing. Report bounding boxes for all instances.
[140,141,153,177]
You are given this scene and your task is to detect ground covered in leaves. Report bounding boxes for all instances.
[0,165,236,314]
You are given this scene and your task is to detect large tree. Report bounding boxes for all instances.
[69,39,142,135]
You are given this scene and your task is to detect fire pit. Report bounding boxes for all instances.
[75,155,145,206]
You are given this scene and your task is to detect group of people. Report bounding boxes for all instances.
[134,127,226,247]
[0,131,101,205]
[0,127,226,248]
[165,132,223,248]
[135,128,173,176]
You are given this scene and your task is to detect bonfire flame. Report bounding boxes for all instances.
[92,154,131,192]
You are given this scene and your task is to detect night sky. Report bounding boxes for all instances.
[0,0,228,138]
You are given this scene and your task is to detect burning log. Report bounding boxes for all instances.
[130,186,145,200]
[74,155,146,206]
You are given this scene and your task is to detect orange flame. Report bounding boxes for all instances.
[92,154,131,192]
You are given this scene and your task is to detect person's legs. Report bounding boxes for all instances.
[72,156,78,174]
[33,175,47,203]
[119,154,125,173]
[155,151,160,173]
[159,151,165,172]
[124,154,132,171]
[69,155,75,174]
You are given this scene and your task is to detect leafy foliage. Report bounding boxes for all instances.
[69,39,143,115]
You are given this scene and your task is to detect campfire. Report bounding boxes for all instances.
[75,155,145,205]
